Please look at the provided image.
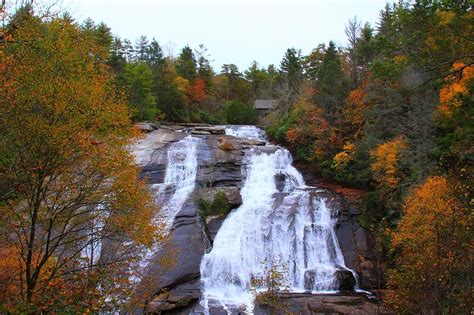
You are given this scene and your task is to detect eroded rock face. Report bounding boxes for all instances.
[137,125,380,314]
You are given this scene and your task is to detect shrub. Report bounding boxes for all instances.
[224,100,258,125]
[197,191,231,220]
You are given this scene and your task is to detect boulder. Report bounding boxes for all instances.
[145,280,200,314]
[303,267,356,292]
[335,268,357,292]
[137,122,157,132]
[191,130,211,135]
[194,126,226,134]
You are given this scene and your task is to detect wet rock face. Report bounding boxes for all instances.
[253,293,394,315]
[303,268,356,292]
[138,125,379,313]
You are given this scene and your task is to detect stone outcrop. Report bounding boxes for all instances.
[136,125,382,314]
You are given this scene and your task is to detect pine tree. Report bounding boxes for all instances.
[135,35,149,61]
[176,45,197,80]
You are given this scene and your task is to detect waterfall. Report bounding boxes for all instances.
[200,127,354,312]
[155,135,201,230]
[224,125,266,140]
[138,135,201,268]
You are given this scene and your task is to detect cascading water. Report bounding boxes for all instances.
[224,125,266,140]
[138,135,201,267]
[155,135,201,230]
[199,127,355,313]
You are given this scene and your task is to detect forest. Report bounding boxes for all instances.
[0,0,472,314]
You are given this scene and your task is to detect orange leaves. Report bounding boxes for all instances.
[343,81,370,140]
[438,62,474,117]
[285,127,298,143]
[370,136,408,188]
[187,78,206,102]
[0,16,162,312]
[387,176,472,313]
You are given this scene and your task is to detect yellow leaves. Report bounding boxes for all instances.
[393,54,408,64]
[437,10,455,26]
[332,143,356,170]
[387,175,472,312]
[438,62,474,117]
[343,83,370,140]
[174,76,189,94]
[370,136,407,188]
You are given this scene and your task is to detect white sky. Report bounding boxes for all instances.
[65,0,386,71]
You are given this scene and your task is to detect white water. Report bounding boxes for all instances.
[138,135,201,269]
[224,125,266,140]
[200,127,353,312]
[155,135,201,231]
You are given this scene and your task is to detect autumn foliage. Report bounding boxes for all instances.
[0,10,160,313]
[438,63,474,117]
[387,176,473,314]
[370,136,408,189]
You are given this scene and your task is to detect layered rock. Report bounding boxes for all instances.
[135,124,382,314]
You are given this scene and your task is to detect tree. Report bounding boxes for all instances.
[224,100,258,125]
[279,48,303,113]
[220,64,252,103]
[146,38,165,69]
[387,176,472,314]
[250,258,290,315]
[155,62,187,122]
[176,45,197,80]
[0,14,159,312]
[245,61,268,99]
[134,35,149,61]
[315,41,345,123]
[195,44,213,92]
[123,62,158,121]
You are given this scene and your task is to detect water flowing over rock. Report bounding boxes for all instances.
[130,124,388,314]
[200,129,357,312]
[156,136,201,230]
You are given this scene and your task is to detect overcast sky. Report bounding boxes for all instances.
[66,0,386,71]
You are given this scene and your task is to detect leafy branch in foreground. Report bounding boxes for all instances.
[0,8,162,313]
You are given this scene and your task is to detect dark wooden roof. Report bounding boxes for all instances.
[254,99,275,110]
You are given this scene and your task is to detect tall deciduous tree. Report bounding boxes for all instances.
[0,13,158,312]
[387,176,472,314]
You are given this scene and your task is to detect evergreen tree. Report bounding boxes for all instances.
[279,48,303,113]
[315,41,345,123]
[195,44,213,92]
[156,62,187,122]
[146,38,165,68]
[135,35,149,61]
[123,62,158,121]
[176,45,197,80]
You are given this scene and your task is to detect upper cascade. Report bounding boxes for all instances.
[199,126,355,313]
[224,125,267,140]
[156,135,201,230]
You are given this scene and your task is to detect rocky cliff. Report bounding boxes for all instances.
[132,123,389,314]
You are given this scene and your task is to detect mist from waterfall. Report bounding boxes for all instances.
[199,127,353,312]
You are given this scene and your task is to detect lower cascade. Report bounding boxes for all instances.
[200,126,356,312]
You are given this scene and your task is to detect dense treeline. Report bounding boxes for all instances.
[265,2,473,314]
